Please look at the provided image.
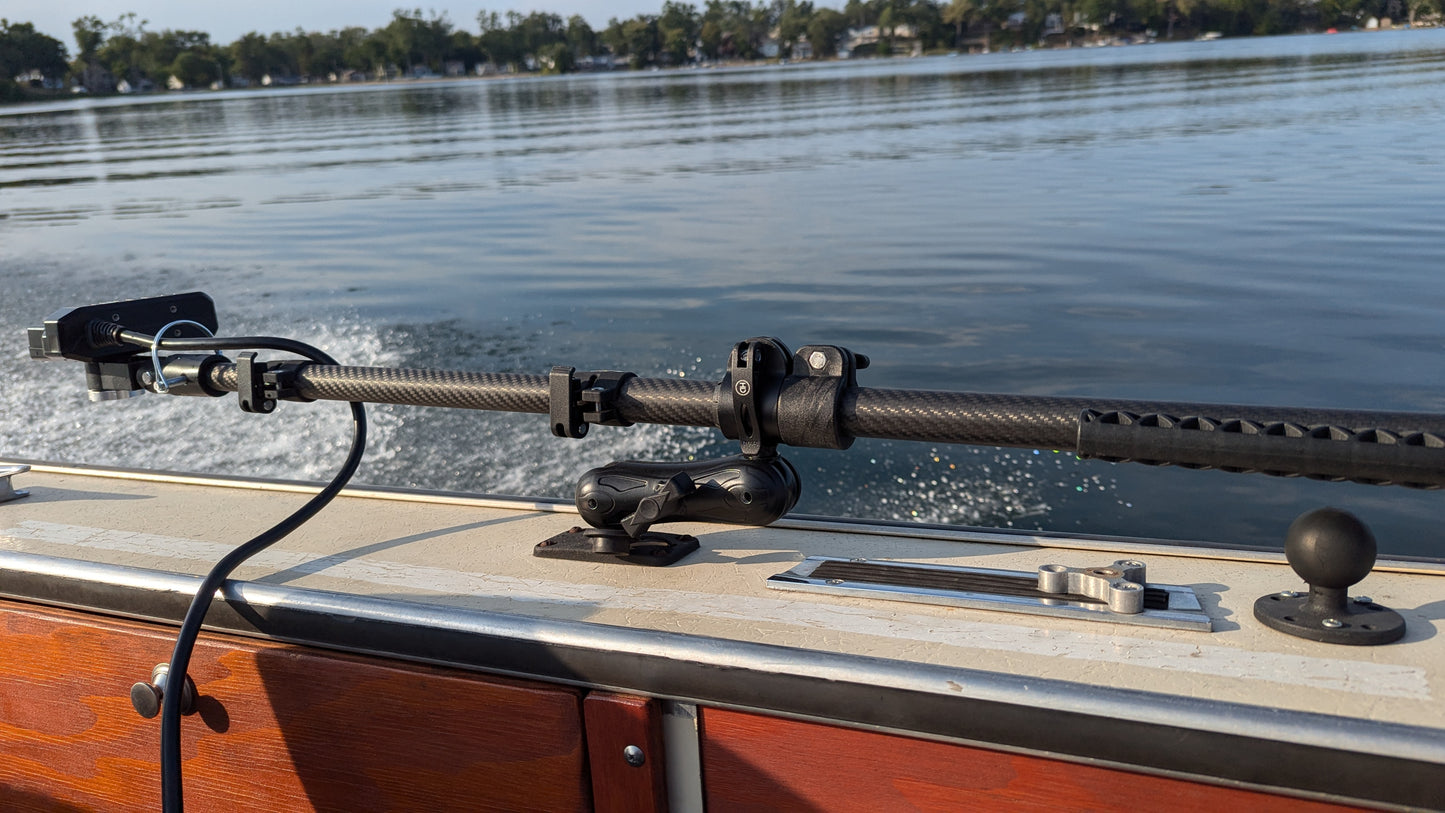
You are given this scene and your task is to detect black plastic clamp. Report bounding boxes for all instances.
[237,351,274,414]
[550,367,637,439]
[717,338,792,456]
[237,355,308,414]
[776,345,869,451]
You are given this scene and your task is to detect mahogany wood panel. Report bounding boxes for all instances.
[0,599,590,812]
[583,692,668,813]
[698,707,1372,813]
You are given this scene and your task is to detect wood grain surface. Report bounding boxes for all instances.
[0,599,590,812]
[583,693,668,813]
[698,707,1371,812]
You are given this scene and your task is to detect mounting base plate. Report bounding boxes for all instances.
[534,526,700,567]
[1253,591,1406,645]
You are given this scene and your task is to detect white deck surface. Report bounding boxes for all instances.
[2,463,1442,732]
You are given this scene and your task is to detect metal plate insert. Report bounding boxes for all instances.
[768,556,1212,631]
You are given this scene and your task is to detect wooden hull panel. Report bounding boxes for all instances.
[697,708,1370,812]
[0,599,591,812]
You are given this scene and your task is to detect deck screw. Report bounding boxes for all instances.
[1321,618,1344,629]
[623,745,645,767]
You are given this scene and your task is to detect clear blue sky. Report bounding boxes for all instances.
[6,0,675,47]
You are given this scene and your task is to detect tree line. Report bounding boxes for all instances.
[3,0,1441,98]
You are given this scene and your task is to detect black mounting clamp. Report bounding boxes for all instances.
[539,336,859,567]
[1254,508,1407,645]
[549,367,637,439]
[716,338,869,456]
[236,353,310,414]
[535,454,801,567]
[717,337,793,456]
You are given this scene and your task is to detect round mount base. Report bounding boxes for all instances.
[1253,592,1405,645]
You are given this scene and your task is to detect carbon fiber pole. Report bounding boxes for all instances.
[207,362,1445,445]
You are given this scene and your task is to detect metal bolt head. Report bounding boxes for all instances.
[1278,590,1299,598]
[130,681,163,718]
[808,350,827,370]
[734,380,750,397]
[826,578,844,585]
[623,745,645,767]
[1353,595,1373,604]
[140,370,155,385]
[1321,618,1344,629]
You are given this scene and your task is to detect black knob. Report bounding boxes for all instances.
[1284,507,1376,590]
[1256,507,1405,645]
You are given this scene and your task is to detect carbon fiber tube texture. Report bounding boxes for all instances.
[842,388,1445,450]
[212,365,550,413]
[208,364,720,426]
[207,363,1445,454]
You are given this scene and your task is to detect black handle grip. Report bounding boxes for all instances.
[1077,410,1445,488]
[575,455,801,533]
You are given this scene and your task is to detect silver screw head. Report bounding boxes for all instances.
[1278,590,1299,598]
[1321,618,1344,629]
[623,745,645,767]
[734,380,750,397]
[826,578,843,585]
[1352,595,1373,604]
[808,350,827,370]
[140,370,155,385]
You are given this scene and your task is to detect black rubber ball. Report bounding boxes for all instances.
[1284,507,1376,589]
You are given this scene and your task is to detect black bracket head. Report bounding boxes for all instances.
[28,292,218,363]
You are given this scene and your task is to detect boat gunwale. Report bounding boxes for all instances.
[7,457,1444,572]
[0,546,1440,810]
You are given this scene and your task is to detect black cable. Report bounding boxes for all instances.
[125,332,367,813]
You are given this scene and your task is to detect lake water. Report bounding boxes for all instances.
[4,30,1445,556]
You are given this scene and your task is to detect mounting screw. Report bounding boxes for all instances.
[1321,618,1344,629]
[826,578,843,585]
[1353,596,1373,604]
[808,351,827,370]
[623,745,645,767]
[140,370,155,385]
[734,380,750,397]
[1278,590,1299,598]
